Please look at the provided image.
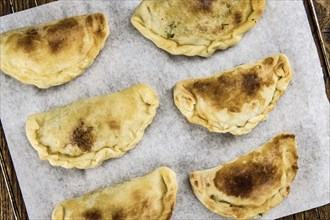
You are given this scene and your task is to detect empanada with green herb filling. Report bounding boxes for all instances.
[174,54,292,135]
[52,167,178,220]
[131,0,266,57]
[190,133,298,219]
[0,13,109,88]
[26,84,159,169]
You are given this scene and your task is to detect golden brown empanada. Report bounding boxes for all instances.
[190,133,298,219]
[26,84,159,169]
[131,0,266,57]
[174,54,292,135]
[52,167,178,220]
[0,13,109,88]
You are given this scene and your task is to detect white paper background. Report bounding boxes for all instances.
[0,0,329,219]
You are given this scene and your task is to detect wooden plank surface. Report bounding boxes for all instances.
[0,0,329,219]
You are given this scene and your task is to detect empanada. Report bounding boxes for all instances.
[190,133,298,219]
[174,54,292,135]
[26,84,159,169]
[131,0,266,57]
[0,13,109,88]
[52,167,178,220]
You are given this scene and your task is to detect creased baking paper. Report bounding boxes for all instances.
[0,1,329,219]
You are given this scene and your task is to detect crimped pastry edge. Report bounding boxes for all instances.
[190,133,298,219]
[173,54,293,135]
[131,0,266,57]
[0,13,110,88]
[25,84,159,169]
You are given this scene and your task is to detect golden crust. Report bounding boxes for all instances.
[0,13,109,88]
[174,54,292,135]
[131,0,266,57]
[52,167,178,220]
[190,133,298,219]
[25,84,159,169]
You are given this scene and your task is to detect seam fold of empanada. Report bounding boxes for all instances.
[174,54,292,135]
[131,0,266,57]
[52,167,178,220]
[190,133,298,219]
[26,84,159,169]
[0,13,109,88]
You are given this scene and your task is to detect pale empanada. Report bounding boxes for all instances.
[0,13,109,88]
[131,0,266,57]
[26,84,159,169]
[190,133,298,219]
[52,167,178,220]
[174,54,292,135]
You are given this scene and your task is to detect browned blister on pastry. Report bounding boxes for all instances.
[190,133,298,219]
[174,54,292,135]
[131,0,266,57]
[0,13,109,88]
[52,167,178,220]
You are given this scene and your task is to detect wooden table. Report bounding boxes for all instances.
[0,0,329,219]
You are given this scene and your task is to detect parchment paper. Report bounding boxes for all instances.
[0,0,329,219]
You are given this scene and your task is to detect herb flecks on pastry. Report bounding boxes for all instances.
[131,0,266,57]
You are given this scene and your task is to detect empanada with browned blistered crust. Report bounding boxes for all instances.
[52,167,178,220]
[26,84,159,169]
[174,54,292,135]
[0,13,109,88]
[190,133,298,219]
[131,0,266,57]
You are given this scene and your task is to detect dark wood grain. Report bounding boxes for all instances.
[0,122,28,220]
[280,215,295,220]
[0,0,329,220]
[314,0,330,53]
[306,0,330,100]
[318,204,330,220]
[315,0,330,100]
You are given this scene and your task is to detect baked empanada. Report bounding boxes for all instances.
[174,54,292,135]
[190,133,298,219]
[26,84,159,169]
[52,167,178,220]
[131,0,266,57]
[0,13,109,88]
